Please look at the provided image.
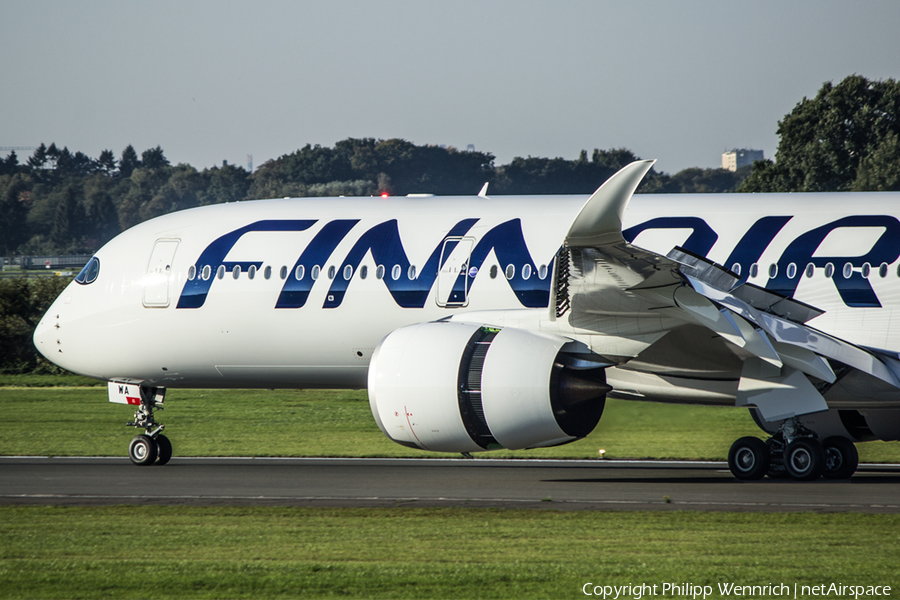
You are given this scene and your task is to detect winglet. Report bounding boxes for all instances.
[565,160,655,247]
[478,182,489,197]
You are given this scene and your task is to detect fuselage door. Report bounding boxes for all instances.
[436,237,474,308]
[142,239,179,308]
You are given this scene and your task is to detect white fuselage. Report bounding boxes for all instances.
[34,192,900,396]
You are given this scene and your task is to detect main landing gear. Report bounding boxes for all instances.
[727,417,858,481]
[126,386,172,466]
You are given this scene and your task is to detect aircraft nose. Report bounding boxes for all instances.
[33,295,90,376]
[32,306,63,363]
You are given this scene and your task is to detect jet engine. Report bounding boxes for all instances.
[368,321,610,453]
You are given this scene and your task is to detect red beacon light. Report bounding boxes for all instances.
[381,192,389,198]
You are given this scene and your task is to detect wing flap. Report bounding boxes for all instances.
[737,363,829,421]
[554,160,899,419]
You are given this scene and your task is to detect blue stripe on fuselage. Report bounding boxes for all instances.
[323,219,479,309]
[177,220,316,309]
[177,213,900,311]
[275,220,359,308]
[178,217,553,310]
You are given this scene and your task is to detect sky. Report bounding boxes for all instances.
[2,0,899,175]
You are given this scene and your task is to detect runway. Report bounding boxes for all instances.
[3,457,900,513]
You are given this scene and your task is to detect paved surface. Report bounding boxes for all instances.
[2,457,900,512]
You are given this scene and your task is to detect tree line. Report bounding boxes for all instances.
[1,74,898,260]
[0,141,748,257]
[0,277,68,373]
[739,75,900,193]
[0,143,253,255]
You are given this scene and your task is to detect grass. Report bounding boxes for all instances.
[2,383,900,462]
[2,379,899,599]
[0,506,898,599]
[0,373,103,387]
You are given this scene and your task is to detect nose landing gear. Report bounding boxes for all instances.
[127,433,172,466]
[125,385,172,466]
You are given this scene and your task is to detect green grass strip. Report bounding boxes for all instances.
[2,386,900,462]
[0,506,898,599]
[0,374,103,387]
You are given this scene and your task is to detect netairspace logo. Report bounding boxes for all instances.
[581,582,893,599]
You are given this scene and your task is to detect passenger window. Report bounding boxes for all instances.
[187,265,196,280]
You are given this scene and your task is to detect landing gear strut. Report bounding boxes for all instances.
[728,417,858,481]
[126,386,171,466]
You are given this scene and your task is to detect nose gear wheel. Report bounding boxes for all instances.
[125,385,172,466]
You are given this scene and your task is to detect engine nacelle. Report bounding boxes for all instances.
[368,321,609,452]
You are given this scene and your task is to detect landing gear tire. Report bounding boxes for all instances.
[728,437,770,480]
[155,434,173,466]
[822,436,858,479]
[783,438,825,481]
[129,434,158,466]
[123,384,171,466]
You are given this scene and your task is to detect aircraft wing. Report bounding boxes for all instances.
[554,161,900,422]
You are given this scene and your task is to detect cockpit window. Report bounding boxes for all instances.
[75,257,100,285]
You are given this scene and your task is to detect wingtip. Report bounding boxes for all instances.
[565,160,656,247]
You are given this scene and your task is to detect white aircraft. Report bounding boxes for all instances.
[33,161,900,480]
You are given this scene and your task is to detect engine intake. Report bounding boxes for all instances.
[368,321,609,452]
